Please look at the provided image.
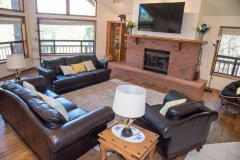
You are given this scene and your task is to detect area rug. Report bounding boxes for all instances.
[62,79,165,121]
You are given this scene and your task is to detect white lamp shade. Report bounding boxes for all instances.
[6,54,26,70]
[113,85,146,118]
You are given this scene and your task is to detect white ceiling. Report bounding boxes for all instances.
[99,0,133,15]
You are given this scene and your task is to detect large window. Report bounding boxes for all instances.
[213,27,240,77]
[0,0,24,11]
[38,19,95,54]
[0,16,27,61]
[36,0,96,16]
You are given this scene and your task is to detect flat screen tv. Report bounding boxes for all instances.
[138,2,185,34]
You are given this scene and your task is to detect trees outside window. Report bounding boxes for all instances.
[214,26,240,77]
[0,16,27,61]
[38,19,95,54]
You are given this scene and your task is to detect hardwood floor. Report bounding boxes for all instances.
[0,68,239,160]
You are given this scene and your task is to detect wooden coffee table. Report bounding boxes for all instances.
[98,121,159,160]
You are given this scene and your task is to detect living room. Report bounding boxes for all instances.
[0,0,239,160]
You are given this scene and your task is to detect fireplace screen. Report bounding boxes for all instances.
[144,49,170,75]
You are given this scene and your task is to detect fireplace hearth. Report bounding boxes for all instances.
[144,49,170,75]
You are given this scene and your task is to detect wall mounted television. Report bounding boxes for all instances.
[138,2,185,34]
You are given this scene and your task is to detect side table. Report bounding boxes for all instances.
[98,121,159,160]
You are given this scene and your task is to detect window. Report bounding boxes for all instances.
[38,19,95,54]
[213,26,240,77]
[0,16,28,61]
[0,0,24,11]
[36,0,96,16]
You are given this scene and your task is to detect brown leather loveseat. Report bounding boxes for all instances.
[38,54,111,94]
[0,76,115,160]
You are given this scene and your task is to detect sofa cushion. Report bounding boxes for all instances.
[80,54,98,67]
[41,95,69,121]
[59,65,75,75]
[71,62,86,73]
[23,81,36,91]
[44,90,60,98]
[27,98,67,128]
[2,81,40,101]
[160,99,186,116]
[83,60,96,71]
[55,97,77,112]
[64,55,82,65]
[43,57,66,75]
[68,108,88,121]
[166,101,205,119]
[91,68,111,78]
[54,75,81,89]
[76,72,96,82]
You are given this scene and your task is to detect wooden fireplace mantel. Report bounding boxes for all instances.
[124,34,208,51]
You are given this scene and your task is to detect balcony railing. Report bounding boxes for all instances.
[214,55,240,77]
[40,40,95,54]
[0,41,24,61]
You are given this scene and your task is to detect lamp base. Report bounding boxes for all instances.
[205,88,212,92]
[121,127,133,137]
[15,76,21,81]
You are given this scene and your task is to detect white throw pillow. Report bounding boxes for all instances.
[34,91,69,121]
[23,81,36,91]
[237,87,240,95]
[160,99,187,116]
[59,65,75,75]
[83,60,96,71]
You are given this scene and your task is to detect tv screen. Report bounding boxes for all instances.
[138,2,185,34]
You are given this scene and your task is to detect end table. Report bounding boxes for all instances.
[98,121,159,160]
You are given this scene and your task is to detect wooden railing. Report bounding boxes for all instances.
[40,40,95,54]
[214,55,240,77]
[0,41,24,61]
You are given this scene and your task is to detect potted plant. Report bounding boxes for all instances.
[126,21,135,34]
[195,23,211,41]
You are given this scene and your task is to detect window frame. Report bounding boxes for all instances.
[212,26,240,79]
[0,0,24,12]
[0,14,29,63]
[35,0,97,17]
[37,17,96,56]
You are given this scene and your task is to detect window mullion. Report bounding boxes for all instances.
[66,0,70,15]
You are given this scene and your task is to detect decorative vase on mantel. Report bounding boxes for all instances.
[198,32,204,41]
[128,28,133,34]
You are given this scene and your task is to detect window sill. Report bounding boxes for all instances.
[213,73,240,80]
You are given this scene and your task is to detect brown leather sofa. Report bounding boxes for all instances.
[38,54,111,94]
[0,76,115,160]
[134,90,218,160]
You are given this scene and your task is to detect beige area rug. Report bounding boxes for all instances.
[62,79,165,121]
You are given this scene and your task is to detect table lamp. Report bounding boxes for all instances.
[113,85,146,137]
[6,54,26,81]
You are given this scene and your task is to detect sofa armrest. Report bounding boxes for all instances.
[163,90,193,105]
[15,76,47,93]
[38,66,55,90]
[97,60,108,69]
[44,106,115,152]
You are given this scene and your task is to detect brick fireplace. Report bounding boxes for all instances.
[108,34,208,97]
[126,35,204,81]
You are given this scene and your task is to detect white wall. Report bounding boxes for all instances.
[200,16,240,90]
[132,0,202,40]
[0,0,116,78]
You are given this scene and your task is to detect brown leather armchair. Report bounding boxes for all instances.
[134,90,218,160]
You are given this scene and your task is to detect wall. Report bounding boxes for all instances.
[0,0,116,78]
[132,0,202,40]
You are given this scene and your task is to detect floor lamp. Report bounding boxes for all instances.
[205,39,221,92]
